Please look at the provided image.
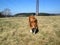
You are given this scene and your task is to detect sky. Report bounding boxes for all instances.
[0,0,60,14]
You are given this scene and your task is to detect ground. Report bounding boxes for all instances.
[0,16,60,45]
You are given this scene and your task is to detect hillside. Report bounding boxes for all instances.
[0,16,60,45]
[14,13,51,16]
[14,13,60,17]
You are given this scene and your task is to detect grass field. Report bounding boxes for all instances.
[0,16,60,45]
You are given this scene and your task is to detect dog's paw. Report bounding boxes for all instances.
[30,30,32,33]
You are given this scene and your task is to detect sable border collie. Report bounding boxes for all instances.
[29,15,39,34]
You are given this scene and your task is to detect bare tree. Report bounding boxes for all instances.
[1,8,11,17]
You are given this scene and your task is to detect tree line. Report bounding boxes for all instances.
[0,8,60,18]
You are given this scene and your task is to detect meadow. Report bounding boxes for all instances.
[0,16,60,45]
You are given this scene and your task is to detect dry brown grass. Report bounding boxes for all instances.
[0,16,60,45]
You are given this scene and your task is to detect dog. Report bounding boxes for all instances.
[29,15,39,34]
